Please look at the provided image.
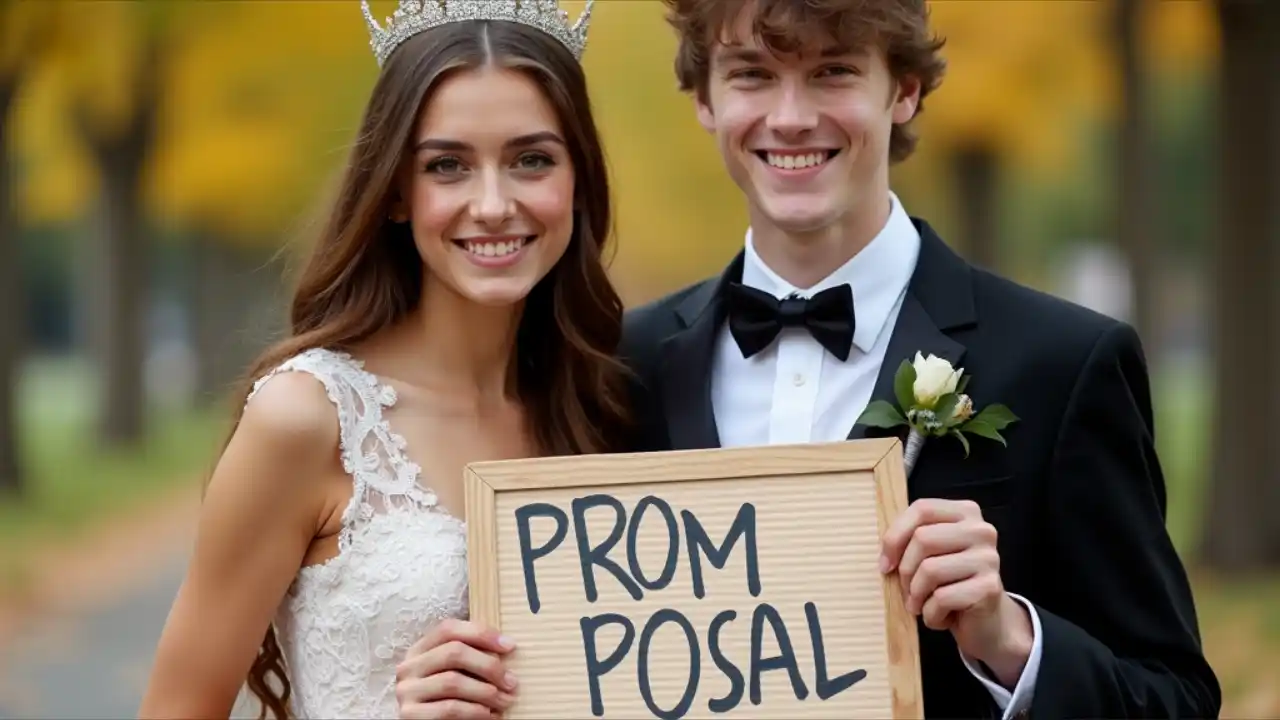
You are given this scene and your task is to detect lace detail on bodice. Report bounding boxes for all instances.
[245,347,469,719]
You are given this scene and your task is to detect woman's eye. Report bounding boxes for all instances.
[516,152,554,171]
[425,157,464,174]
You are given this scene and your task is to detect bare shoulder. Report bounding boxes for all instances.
[197,362,348,572]
[202,365,347,517]
[238,368,342,456]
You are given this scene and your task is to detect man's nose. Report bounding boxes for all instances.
[765,83,819,136]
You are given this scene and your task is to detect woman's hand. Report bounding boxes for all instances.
[396,619,519,719]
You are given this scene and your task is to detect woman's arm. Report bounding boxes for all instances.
[139,372,342,718]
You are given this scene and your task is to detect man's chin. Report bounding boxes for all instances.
[755,200,842,235]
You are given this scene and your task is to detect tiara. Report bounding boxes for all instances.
[361,0,594,67]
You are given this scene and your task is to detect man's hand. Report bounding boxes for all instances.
[880,498,1034,688]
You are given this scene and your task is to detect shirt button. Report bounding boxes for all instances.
[792,373,806,386]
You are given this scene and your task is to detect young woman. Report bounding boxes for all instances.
[138,3,628,718]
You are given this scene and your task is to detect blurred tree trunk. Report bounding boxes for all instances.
[953,144,1000,272]
[0,73,23,497]
[1201,0,1280,572]
[0,0,50,496]
[1114,0,1159,358]
[75,35,163,449]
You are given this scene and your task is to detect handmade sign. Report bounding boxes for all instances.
[464,438,922,719]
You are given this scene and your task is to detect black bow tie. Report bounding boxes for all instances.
[725,282,856,361]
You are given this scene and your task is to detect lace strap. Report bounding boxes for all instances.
[245,348,443,545]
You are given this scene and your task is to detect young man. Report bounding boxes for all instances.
[621,0,1221,717]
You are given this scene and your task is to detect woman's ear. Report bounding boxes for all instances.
[387,166,413,223]
[388,190,410,224]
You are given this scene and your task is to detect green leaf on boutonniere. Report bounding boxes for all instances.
[933,393,962,432]
[956,374,971,395]
[971,403,1019,431]
[856,400,908,429]
[893,360,917,413]
[960,418,1007,447]
[950,429,971,457]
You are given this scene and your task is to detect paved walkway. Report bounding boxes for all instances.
[0,485,251,719]
[0,552,187,719]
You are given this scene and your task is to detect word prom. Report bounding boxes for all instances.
[513,494,869,719]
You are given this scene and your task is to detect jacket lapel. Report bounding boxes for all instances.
[848,219,976,441]
[659,253,744,451]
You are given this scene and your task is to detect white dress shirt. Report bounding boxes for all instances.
[708,193,1042,718]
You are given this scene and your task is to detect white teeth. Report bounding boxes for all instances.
[765,152,830,170]
[464,237,525,257]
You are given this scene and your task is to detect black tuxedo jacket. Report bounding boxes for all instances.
[618,219,1220,719]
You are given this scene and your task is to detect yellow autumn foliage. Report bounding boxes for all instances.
[0,0,53,78]
[14,56,96,222]
[916,1,1114,176]
[146,2,369,242]
[15,0,372,240]
[917,0,1217,177]
[1144,0,1219,71]
[579,1,749,293]
[10,0,1218,286]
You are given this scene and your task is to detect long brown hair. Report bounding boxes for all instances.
[220,19,630,719]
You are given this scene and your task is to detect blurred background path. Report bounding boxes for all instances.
[0,559,186,719]
[0,486,196,719]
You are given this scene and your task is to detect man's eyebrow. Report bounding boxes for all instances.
[714,44,867,64]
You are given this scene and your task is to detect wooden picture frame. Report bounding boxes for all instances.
[465,437,922,719]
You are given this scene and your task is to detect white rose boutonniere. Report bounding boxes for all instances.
[856,352,1019,476]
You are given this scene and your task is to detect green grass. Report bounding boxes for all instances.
[1154,358,1211,557]
[1152,360,1280,715]
[0,356,225,592]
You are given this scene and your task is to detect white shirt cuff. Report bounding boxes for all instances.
[957,592,1043,719]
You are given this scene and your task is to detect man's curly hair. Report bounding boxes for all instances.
[661,0,948,163]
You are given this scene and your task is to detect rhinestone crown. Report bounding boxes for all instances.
[361,0,594,67]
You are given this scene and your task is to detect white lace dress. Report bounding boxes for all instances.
[244,347,470,719]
